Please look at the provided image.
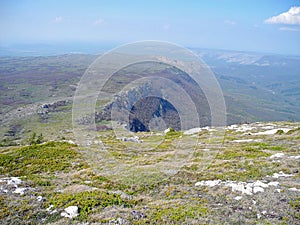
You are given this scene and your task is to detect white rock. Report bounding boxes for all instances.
[236,124,254,132]
[164,128,171,133]
[184,127,202,135]
[289,187,300,192]
[37,196,43,201]
[262,210,267,215]
[232,139,254,143]
[270,153,284,159]
[289,155,300,159]
[227,124,238,129]
[7,177,22,187]
[272,171,294,178]
[61,206,79,218]
[118,136,142,143]
[84,180,92,184]
[13,187,27,195]
[195,180,221,187]
[268,181,279,186]
[253,186,264,193]
[46,204,54,211]
[50,209,58,215]
[195,179,282,196]
[225,182,252,195]
[253,180,269,188]
[67,140,75,145]
[252,200,256,205]
[255,128,291,135]
[257,213,261,219]
[276,189,281,193]
[234,196,243,200]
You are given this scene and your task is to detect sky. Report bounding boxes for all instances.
[1,0,300,55]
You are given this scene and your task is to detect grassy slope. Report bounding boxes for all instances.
[0,123,299,224]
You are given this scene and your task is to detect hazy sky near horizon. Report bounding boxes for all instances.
[1,0,300,54]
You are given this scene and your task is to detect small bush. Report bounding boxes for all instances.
[0,142,78,176]
[275,129,284,135]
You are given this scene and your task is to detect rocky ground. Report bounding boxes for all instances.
[0,122,299,224]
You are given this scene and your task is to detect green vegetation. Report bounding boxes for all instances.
[46,190,137,221]
[135,202,208,224]
[289,196,300,220]
[0,121,299,224]
[28,132,44,145]
[0,141,78,177]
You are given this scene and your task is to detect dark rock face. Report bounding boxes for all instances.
[129,96,180,132]
[130,118,148,132]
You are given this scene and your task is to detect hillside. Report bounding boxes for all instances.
[0,50,299,224]
[0,50,300,144]
[0,122,299,224]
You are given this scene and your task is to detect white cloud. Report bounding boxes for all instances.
[265,6,300,25]
[279,26,300,31]
[94,19,104,26]
[224,20,236,25]
[53,16,63,23]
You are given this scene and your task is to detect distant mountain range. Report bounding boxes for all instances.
[0,48,299,140]
[197,49,300,124]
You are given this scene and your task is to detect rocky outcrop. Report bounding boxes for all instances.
[95,82,181,132]
[37,100,70,122]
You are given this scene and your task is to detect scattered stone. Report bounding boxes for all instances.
[272,171,294,178]
[289,187,300,192]
[184,127,202,135]
[234,196,243,200]
[61,206,79,218]
[164,128,171,133]
[118,136,142,143]
[46,204,54,212]
[232,139,255,143]
[109,217,128,225]
[225,181,253,195]
[255,128,291,135]
[131,210,146,219]
[84,180,92,184]
[13,187,27,195]
[195,179,279,195]
[289,155,300,159]
[195,180,221,187]
[66,140,75,145]
[270,153,284,159]
[37,196,43,201]
[253,181,268,188]
[268,181,279,186]
[228,124,254,132]
[7,177,22,187]
[253,186,264,193]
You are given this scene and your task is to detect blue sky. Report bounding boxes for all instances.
[1,0,300,54]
